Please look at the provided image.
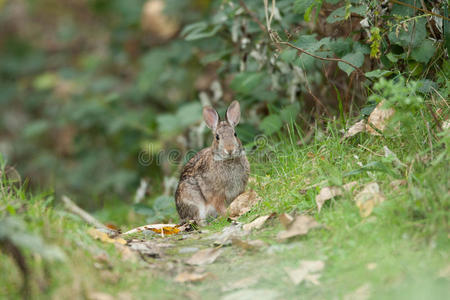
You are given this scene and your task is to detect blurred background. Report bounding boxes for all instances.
[0,0,447,219]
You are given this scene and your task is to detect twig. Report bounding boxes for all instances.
[425,102,442,131]
[61,195,107,229]
[389,0,450,21]
[277,41,366,77]
[238,0,267,32]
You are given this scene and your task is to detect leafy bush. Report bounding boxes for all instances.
[0,0,447,208]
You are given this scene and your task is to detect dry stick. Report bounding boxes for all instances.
[425,102,442,131]
[61,195,107,229]
[389,0,450,22]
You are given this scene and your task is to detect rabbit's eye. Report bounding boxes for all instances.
[234,132,237,137]
[215,134,219,140]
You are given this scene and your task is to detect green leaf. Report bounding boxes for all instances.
[259,114,283,135]
[326,5,367,24]
[280,102,301,122]
[230,72,265,95]
[338,52,364,76]
[294,0,315,14]
[280,49,298,63]
[411,40,435,63]
[365,69,393,78]
[388,18,427,48]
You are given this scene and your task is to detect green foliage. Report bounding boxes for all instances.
[0,0,447,208]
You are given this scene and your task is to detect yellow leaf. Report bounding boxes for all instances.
[88,228,127,245]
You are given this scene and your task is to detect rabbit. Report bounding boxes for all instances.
[175,100,250,222]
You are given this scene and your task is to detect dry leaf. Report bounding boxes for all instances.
[284,260,325,285]
[344,283,371,300]
[228,190,262,218]
[366,263,377,270]
[186,248,223,266]
[316,182,357,212]
[277,215,322,240]
[389,179,407,190]
[279,213,294,228]
[115,244,139,262]
[231,238,266,251]
[123,224,180,236]
[344,119,367,138]
[366,100,395,135]
[174,272,211,283]
[354,182,385,217]
[243,214,274,232]
[128,241,167,258]
[212,222,246,246]
[222,289,279,300]
[88,228,127,245]
[221,276,259,292]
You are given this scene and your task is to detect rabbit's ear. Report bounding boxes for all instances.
[203,106,219,130]
[226,100,240,127]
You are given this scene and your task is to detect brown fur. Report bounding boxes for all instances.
[175,102,250,222]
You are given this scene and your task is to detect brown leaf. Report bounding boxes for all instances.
[212,222,247,246]
[389,179,406,190]
[88,228,127,245]
[277,215,322,240]
[122,224,180,236]
[315,181,357,212]
[344,283,371,300]
[231,238,266,251]
[354,182,385,217]
[186,248,223,266]
[174,272,212,283]
[344,119,367,138]
[243,214,275,232]
[115,244,139,262]
[284,260,325,285]
[279,213,294,228]
[128,241,166,258]
[366,100,395,135]
[228,190,262,218]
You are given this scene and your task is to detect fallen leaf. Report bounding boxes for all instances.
[128,241,167,258]
[277,215,322,240]
[354,182,385,217]
[284,260,325,285]
[279,213,294,228]
[243,214,274,232]
[122,224,180,236]
[174,272,212,283]
[366,100,395,135]
[211,222,247,246]
[366,263,377,271]
[231,238,266,251]
[316,182,357,212]
[222,289,279,300]
[344,119,367,138]
[88,228,127,245]
[228,190,262,218]
[344,283,371,300]
[186,248,223,266]
[115,244,139,262]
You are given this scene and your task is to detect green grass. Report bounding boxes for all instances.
[1,108,449,299]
